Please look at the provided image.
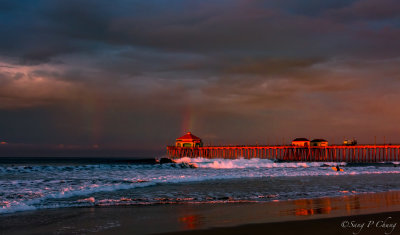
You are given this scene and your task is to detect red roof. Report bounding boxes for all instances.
[176,132,201,140]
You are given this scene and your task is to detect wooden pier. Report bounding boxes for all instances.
[166,145,400,162]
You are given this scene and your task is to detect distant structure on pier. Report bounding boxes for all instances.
[291,138,310,147]
[310,139,328,147]
[343,138,357,146]
[175,132,203,148]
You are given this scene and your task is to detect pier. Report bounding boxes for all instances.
[167,132,400,162]
[166,145,400,162]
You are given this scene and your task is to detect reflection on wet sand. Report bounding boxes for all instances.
[167,191,400,232]
[282,191,400,217]
[291,198,333,216]
[179,215,204,229]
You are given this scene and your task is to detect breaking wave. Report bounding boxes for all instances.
[174,157,346,169]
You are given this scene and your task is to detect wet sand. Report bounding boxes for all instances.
[162,211,400,235]
[2,191,400,234]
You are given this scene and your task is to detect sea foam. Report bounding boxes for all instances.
[174,157,346,169]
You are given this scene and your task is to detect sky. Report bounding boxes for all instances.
[1,0,400,156]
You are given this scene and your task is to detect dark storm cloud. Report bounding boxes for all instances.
[325,0,400,21]
[1,0,400,152]
[0,0,395,63]
[0,0,398,67]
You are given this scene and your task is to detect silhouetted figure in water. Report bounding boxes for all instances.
[336,165,341,171]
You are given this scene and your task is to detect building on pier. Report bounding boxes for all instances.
[310,139,328,147]
[175,132,203,147]
[292,138,310,147]
[343,138,357,146]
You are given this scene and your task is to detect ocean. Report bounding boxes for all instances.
[1,157,400,215]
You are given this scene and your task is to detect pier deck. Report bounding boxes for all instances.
[167,145,400,162]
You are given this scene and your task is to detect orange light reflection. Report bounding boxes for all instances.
[178,215,203,229]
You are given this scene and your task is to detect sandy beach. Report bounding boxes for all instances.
[1,191,400,235]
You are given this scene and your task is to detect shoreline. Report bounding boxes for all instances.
[2,191,400,234]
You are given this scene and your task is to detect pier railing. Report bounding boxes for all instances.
[166,145,400,162]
